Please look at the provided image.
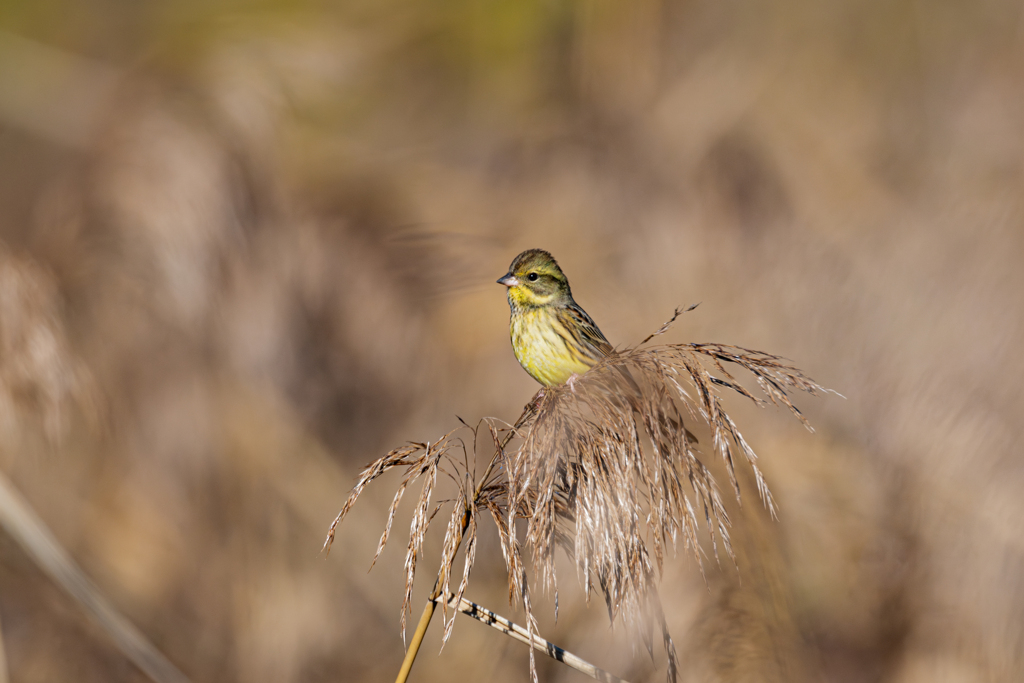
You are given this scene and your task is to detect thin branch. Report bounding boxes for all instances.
[434,594,631,683]
[638,303,699,346]
[0,470,189,683]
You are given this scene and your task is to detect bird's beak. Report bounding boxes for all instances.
[497,273,519,287]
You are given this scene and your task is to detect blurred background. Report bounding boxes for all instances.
[0,1,1022,681]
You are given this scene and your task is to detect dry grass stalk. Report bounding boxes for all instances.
[434,593,628,683]
[325,309,825,682]
[0,471,189,683]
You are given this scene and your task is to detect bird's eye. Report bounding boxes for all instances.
[527,272,539,281]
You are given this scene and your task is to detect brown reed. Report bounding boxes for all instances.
[324,308,825,682]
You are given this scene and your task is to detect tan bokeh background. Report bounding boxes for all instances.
[0,1,1022,681]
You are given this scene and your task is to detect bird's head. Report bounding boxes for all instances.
[497,249,572,309]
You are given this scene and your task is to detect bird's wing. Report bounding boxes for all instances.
[561,302,614,361]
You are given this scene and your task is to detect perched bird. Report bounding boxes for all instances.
[497,249,613,387]
[497,248,698,444]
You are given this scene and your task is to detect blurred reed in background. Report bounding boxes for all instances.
[0,1,1022,682]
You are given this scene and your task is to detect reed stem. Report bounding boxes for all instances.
[434,594,630,683]
[393,405,534,683]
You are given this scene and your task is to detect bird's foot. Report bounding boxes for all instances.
[529,388,546,410]
[566,373,581,393]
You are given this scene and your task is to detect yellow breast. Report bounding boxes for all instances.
[510,307,596,386]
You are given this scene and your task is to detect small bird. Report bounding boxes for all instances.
[498,249,699,446]
[497,249,613,387]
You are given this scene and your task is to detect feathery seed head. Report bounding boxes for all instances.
[498,249,572,309]
[325,302,827,683]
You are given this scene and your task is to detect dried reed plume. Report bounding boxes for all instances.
[325,307,825,682]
